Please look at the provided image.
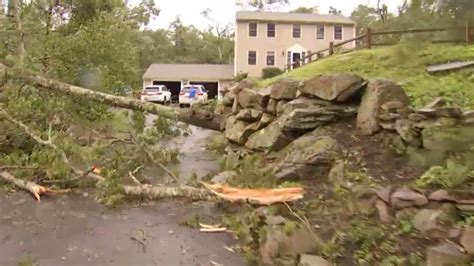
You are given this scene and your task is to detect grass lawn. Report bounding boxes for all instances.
[258,44,474,108]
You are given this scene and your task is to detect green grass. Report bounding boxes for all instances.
[258,44,474,108]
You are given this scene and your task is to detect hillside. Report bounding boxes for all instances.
[259,44,474,108]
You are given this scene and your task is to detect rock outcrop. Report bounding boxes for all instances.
[357,80,410,135]
[298,74,366,102]
[274,131,340,180]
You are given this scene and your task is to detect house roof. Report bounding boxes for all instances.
[236,11,355,25]
[143,64,234,81]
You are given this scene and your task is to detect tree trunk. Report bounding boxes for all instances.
[12,0,25,66]
[12,73,222,131]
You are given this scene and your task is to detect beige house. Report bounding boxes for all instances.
[142,64,234,100]
[235,11,356,77]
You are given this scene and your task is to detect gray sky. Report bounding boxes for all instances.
[147,0,405,30]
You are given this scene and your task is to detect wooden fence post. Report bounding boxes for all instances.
[467,20,472,45]
[329,42,334,56]
[366,27,372,49]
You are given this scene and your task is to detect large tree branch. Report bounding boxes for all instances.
[0,107,214,201]
[0,171,67,201]
[13,73,221,131]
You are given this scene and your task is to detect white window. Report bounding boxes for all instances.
[316,25,325,39]
[266,51,275,66]
[293,24,301,38]
[334,25,342,40]
[248,51,257,65]
[249,22,257,37]
[267,23,276,37]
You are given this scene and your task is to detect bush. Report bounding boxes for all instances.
[262,67,283,79]
[235,72,248,82]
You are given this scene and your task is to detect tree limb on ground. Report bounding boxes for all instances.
[0,171,68,201]
[2,67,221,131]
[0,107,214,201]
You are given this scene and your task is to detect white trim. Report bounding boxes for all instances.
[234,23,239,76]
[316,24,325,40]
[266,50,276,66]
[334,25,343,41]
[248,22,258,37]
[352,25,356,48]
[266,22,277,38]
[247,50,257,66]
[292,24,302,39]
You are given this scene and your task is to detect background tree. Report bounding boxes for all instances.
[290,6,317,13]
[236,0,289,11]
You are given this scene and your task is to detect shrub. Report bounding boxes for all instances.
[261,67,283,79]
[235,72,248,82]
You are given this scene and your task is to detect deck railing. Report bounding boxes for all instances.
[285,21,473,71]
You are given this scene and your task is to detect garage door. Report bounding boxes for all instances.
[190,81,218,100]
[153,81,181,103]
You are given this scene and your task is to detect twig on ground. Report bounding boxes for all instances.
[130,229,147,253]
[128,165,144,185]
[283,201,325,248]
[130,135,179,183]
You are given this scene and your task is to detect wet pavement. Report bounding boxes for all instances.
[0,124,245,266]
[0,193,245,266]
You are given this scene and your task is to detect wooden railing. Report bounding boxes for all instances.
[285,21,473,71]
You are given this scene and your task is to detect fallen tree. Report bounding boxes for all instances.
[0,106,215,201]
[1,66,222,131]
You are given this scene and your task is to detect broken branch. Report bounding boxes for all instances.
[1,107,214,201]
[0,171,68,201]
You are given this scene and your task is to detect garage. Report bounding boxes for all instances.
[143,64,234,102]
[190,81,218,100]
[153,80,181,103]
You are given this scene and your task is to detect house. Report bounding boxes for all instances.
[143,11,356,93]
[142,64,234,100]
[234,11,356,77]
[0,0,7,14]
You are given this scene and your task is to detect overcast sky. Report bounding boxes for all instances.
[147,0,405,30]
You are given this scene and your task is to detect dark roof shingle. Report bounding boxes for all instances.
[236,11,355,25]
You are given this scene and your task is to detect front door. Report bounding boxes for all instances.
[292,52,301,69]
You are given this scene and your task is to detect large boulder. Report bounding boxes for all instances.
[221,92,236,107]
[298,74,366,102]
[460,227,474,254]
[245,121,292,152]
[413,209,450,238]
[257,86,272,108]
[235,108,263,122]
[224,116,257,145]
[276,100,288,117]
[270,79,299,100]
[267,99,278,115]
[390,188,428,209]
[275,131,340,180]
[279,104,357,131]
[357,80,410,135]
[236,88,259,108]
[426,242,470,266]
